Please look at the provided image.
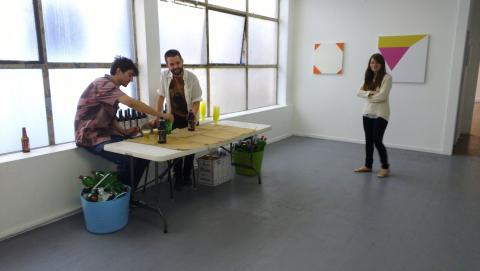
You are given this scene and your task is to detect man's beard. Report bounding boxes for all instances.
[171,68,183,76]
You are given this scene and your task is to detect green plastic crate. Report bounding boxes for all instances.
[232,149,264,176]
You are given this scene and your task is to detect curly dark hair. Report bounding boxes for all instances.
[110,56,138,76]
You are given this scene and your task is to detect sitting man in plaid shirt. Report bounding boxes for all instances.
[75,56,173,189]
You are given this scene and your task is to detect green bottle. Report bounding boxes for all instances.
[99,173,116,188]
[91,170,107,181]
[78,176,98,188]
[87,171,125,200]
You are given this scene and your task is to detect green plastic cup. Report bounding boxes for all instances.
[165,120,173,134]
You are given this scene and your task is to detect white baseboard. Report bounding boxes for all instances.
[0,207,81,242]
[267,133,293,144]
[294,132,364,145]
[384,142,446,155]
[294,132,446,155]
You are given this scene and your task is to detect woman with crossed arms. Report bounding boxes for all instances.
[355,53,392,178]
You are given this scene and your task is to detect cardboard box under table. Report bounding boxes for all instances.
[197,154,234,186]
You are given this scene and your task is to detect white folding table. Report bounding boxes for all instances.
[104,120,272,233]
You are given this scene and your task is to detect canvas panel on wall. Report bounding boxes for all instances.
[378,34,429,83]
[313,42,344,74]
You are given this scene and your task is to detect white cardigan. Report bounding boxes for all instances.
[357,74,392,121]
[156,69,203,113]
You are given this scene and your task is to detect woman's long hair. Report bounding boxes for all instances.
[363,53,386,90]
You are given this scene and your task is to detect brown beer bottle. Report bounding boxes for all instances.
[157,117,167,144]
[187,110,195,131]
[21,127,30,153]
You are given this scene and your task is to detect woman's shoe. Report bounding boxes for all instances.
[354,166,372,173]
[377,169,390,178]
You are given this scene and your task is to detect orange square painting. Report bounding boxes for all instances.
[313,42,344,75]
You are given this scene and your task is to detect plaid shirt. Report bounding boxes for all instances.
[74,75,126,146]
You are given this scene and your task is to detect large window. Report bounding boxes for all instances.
[158,0,279,116]
[0,0,135,155]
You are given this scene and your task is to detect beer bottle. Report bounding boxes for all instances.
[188,110,195,131]
[96,187,113,202]
[109,182,125,195]
[131,109,140,128]
[120,109,127,130]
[79,175,98,188]
[124,109,130,129]
[126,108,132,128]
[21,127,30,153]
[91,170,106,180]
[87,189,99,202]
[158,117,167,144]
[117,109,124,122]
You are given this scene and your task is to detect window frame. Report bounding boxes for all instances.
[0,0,138,152]
[159,0,280,116]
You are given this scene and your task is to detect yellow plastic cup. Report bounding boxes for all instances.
[199,101,206,121]
[213,106,220,124]
[142,129,150,140]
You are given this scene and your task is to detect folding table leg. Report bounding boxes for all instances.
[167,160,174,199]
[142,162,149,193]
[128,156,168,233]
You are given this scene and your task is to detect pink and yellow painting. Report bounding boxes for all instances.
[378,34,429,83]
[313,42,344,75]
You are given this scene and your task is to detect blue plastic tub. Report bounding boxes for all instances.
[80,187,131,234]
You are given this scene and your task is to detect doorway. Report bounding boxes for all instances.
[454,65,480,156]
[470,73,480,137]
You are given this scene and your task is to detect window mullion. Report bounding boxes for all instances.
[206,0,211,117]
[276,0,280,105]
[245,0,248,111]
[158,0,278,116]
[46,63,112,69]
[33,0,55,145]
[131,0,140,99]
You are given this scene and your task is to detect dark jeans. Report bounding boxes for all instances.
[81,135,149,189]
[363,116,389,169]
[173,114,194,185]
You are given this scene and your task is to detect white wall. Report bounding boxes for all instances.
[0,149,113,240]
[0,0,294,240]
[291,0,470,154]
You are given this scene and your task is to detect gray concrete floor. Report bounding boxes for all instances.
[1,137,480,271]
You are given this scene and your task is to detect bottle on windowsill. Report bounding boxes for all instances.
[21,127,30,153]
